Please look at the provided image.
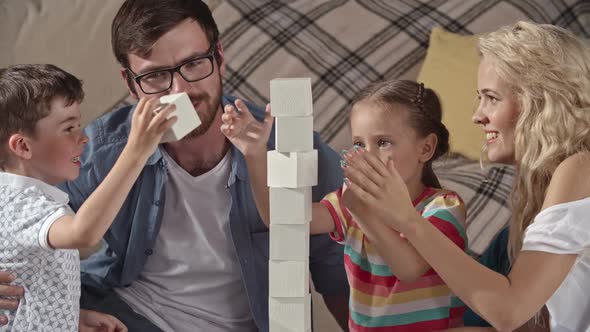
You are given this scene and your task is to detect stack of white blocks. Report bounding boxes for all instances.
[268,78,317,332]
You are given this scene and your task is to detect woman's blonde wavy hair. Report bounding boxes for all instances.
[478,21,590,263]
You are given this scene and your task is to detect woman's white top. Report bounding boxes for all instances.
[522,196,590,332]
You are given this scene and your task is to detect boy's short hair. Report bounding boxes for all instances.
[0,64,84,167]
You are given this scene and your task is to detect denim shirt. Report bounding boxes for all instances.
[58,95,348,331]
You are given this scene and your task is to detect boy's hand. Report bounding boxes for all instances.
[79,309,127,332]
[0,271,24,326]
[221,99,273,158]
[127,97,177,158]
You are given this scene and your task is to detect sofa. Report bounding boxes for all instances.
[2,0,589,330]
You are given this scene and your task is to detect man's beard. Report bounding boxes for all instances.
[184,79,223,140]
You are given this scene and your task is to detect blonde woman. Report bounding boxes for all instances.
[340,21,590,332]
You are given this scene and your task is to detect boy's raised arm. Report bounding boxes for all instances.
[48,99,176,249]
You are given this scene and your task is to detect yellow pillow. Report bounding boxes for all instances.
[417,27,482,160]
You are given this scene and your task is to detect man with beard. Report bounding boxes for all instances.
[39,0,347,331]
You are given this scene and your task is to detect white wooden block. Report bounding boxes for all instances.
[159,92,201,142]
[269,260,309,297]
[275,116,313,152]
[270,78,313,117]
[270,224,309,261]
[270,187,312,224]
[269,295,311,332]
[267,150,318,188]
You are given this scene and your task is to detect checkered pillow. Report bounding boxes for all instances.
[434,156,514,255]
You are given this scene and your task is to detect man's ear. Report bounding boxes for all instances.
[419,133,438,163]
[120,68,139,99]
[216,41,226,76]
[8,133,33,160]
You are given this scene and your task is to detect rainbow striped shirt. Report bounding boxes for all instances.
[321,187,467,331]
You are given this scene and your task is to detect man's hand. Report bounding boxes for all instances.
[79,309,127,332]
[0,271,24,326]
[221,99,273,158]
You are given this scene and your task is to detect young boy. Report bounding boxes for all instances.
[0,64,176,331]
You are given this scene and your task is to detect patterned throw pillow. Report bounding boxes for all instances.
[434,156,514,255]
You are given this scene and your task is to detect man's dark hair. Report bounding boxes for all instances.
[112,0,221,70]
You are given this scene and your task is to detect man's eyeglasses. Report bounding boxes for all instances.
[127,43,217,95]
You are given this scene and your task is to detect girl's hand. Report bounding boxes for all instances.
[341,149,418,233]
[127,97,177,158]
[221,99,273,158]
[79,309,127,332]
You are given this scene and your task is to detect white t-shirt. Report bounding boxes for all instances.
[0,172,79,332]
[522,196,590,332]
[116,150,256,332]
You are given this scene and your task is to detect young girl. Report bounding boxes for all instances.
[342,22,590,332]
[221,80,467,331]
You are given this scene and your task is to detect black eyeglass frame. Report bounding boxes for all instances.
[126,42,218,95]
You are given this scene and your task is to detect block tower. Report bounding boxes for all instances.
[268,78,316,332]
